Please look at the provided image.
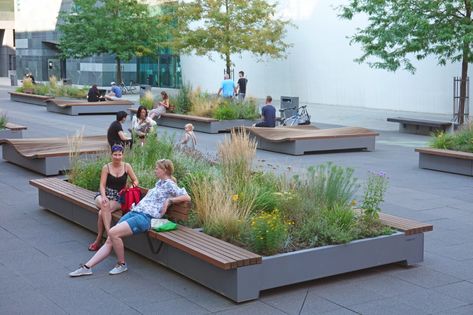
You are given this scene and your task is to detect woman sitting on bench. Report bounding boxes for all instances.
[149,91,170,120]
[69,159,191,277]
[131,106,156,146]
[87,144,139,251]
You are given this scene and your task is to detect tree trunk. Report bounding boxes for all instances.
[116,57,122,84]
[459,1,472,125]
[224,0,232,76]
[459,50,468,125]
[225,53,231,77]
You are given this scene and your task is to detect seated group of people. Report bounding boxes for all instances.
[87,82,121,102]
[69,144,190,277]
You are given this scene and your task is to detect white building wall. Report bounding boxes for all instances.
[181,0,466,114]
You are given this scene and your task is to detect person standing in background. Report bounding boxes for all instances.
[217,73,236,99]
[236,71,248,100]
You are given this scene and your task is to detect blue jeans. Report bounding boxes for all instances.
[118,211,152,235]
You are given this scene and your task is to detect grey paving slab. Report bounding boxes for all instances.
[434,281,473,304]
[2,85,473,314]
[435,305,473,315]
[392,289,467,314]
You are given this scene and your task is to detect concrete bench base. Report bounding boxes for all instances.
[387,117,455,135]
[417,148,473,176]
[46,102,132,116]
[251,134,376,155]
[0,129,23,139]
[9,92,51,106]
[157,116,257,134]
[35,183,427,302]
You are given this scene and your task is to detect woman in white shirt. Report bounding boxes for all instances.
[131,106,156,145]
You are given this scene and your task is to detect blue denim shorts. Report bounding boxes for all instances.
[119,211,152,235]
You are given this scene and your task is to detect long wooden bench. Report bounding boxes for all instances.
[354,209,433,235]
[30,177,261,271]
[46,99,134,115]
[30,177,431,302]
[9,91,52,106]
[242,126,379,155]
[387,117,456,135]
[0,122,27,139]
[415,147,473,176]
[0,135,108,175]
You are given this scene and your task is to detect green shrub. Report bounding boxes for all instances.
[0,113,7,129]
[295,163,359,212]
[69,154,108,191]
[247,209,288,255]
[172,84,192,114]
[33,84,50,96]
[140,90,155,110]
[430,124,473,153]
[236,98,259,119]
[213,102,239,120]
[361,171,388,219]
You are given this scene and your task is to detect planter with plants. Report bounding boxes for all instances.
[31,132,432,302]
[10,76,89,106]
[0,113,26,139]
[154,86,260,133]
[416,123,473,176]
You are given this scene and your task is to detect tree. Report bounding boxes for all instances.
[170,0,292,75]
[339,0,473,124]
[58,0,166,83]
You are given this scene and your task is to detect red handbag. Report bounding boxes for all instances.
[119,186,142,214]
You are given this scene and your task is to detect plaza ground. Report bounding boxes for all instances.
[0,83,472,314]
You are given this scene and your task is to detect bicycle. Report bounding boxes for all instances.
[279,105,311,126]
[120,80,137,95]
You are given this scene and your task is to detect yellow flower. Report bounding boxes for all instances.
[232,194,239,202]
[351,200,357,206]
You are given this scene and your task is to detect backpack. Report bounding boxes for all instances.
[119,186,142,214]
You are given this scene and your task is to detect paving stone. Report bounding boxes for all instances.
[212,300,287,315]
[434,305,473,315]
[393,289,467,314]
[389,265,462,288]
[350,297,427,315]
[434,281,473,304]
[0,289,67,315]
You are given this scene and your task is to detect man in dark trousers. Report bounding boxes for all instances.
[254,96,276,128]
[107,111,133,148]
[236,71,248,100]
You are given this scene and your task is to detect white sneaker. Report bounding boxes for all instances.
[69,264,92,277]
[109,263,128,275]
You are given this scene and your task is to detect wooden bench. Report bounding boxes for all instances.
[0,135,108,175]
[0,122,27,139]
[415,147,473,176]
[387,117,456,135]
[29,177,261,271]
[242,126,379,155]
[9,91,52,106]
[46,99,134,115]
[30,177,431,302]
[354,209,433,235]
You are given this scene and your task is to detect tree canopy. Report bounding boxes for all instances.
[170,0,293,75]
[339,0,473,123]
[58,0,167,83]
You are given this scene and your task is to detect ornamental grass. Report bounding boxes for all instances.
[430,122,473,153]
[69,128,392,255]
[0,112,7,129]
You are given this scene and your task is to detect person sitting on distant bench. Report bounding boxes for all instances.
[87,84,105,102]
[107,111,133,149]
[254,96,276,128]
[105,82,122,100]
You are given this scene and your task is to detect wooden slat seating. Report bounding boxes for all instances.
[9,91,51,100]
[377,212,433,235]
[243,126,378,142]
[415,147,473,160]
[30,177,262,270]
[47,99,134,107]
[4,122,27,131]
[0,135,108,158]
